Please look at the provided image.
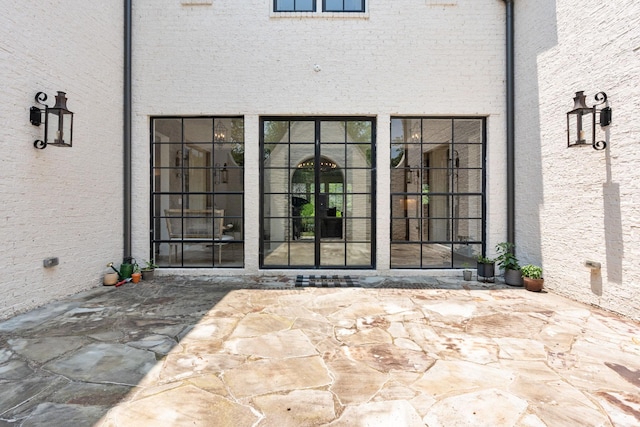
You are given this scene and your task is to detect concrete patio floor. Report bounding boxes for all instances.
[1,275,639,426]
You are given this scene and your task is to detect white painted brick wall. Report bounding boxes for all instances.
[515,0,640,319]
[131,0,508,275]
[0,1,123,319]
[4,1,637,320]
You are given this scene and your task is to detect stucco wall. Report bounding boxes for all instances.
[132,0,508,275]
[0,2,123,319]
[515,0,640,319]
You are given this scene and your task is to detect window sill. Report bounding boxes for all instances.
[181,0,212,5]
[270,11,369,19]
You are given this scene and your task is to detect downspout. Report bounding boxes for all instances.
[123,0,133,260]
[503,0,516,246]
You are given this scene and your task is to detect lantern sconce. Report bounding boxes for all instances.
[214,162,229,184]
[30,91,74,149]
[567,91,612,150]
[221,163,228,184]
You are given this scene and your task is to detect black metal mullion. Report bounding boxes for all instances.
[314,120,321,267]
[288,121,293,266]
[481,117,488,259]
[449,119,455,268]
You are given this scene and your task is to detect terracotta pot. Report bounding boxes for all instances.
[131,272,142,284]
[524,277,544,292]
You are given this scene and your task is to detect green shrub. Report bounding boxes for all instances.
[521,264,542,279]
[495,242,520,271]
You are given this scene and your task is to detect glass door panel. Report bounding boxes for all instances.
[261,118,375,269]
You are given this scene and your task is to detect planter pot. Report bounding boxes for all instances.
[524,277,544,292]
[463,270,472,281]
[477,262,495,282]
[504,268,523,287]
[131,272,142,284]
[103,272,118,286]
[141,269,155,280]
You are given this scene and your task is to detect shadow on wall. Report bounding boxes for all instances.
[514,1,558,262]
[590,268,603,296]
[603,143,623,285]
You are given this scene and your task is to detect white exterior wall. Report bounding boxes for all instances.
[515,0,640,319]
[132,0,508,275]
[0,2,123,319]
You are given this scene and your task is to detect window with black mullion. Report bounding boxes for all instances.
[323,0,365,12]
[274,0,316,12]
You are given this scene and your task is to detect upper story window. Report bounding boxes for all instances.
[274,0,315,12]
[273,0,365,12]
[324,0,365,12]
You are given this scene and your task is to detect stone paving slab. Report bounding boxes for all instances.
[0,275,639,426]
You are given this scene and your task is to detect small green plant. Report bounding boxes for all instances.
[142,259,158,270]
[133,262,141,274]
[521,264,542,279]
[495,242,520,271]
[476,254,495,264]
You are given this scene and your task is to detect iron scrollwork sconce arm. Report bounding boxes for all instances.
[593,92,611,151]
[30,91,74,149]
[31,92,49,149]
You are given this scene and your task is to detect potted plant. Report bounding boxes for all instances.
[462,263,473,281]
[495,242,522,286]
[521,264,544,292]
[141,259,158,280]
[476,255,495,282]
[131,262,142,284]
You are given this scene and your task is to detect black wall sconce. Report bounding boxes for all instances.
[567,91,612,150]
[214,162,228,184]
[405,166,413,184]
[175,149,189,177]
[30,91,74,149]
[221,163,228,184]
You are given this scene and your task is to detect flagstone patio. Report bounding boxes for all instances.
[0,275,639,426]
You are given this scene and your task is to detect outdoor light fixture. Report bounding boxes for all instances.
[30,91,74,149]
[214,162,228,184]
[221,163,228,183]
[567,91,612,150]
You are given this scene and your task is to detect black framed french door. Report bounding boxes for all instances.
[260,117,375,269]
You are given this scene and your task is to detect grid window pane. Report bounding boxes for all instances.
[391,116,485,269]
[345,0,363,11]
[324,0,364,11]
[152,117,244,268]
[275,0,314,11]
[325,0,342,10]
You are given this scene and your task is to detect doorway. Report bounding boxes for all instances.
[261,118,375,268]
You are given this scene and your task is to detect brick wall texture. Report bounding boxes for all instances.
[515,0,640,319]
[131,0,508,276]
[0,1,123,319]
[4,1,638,320]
